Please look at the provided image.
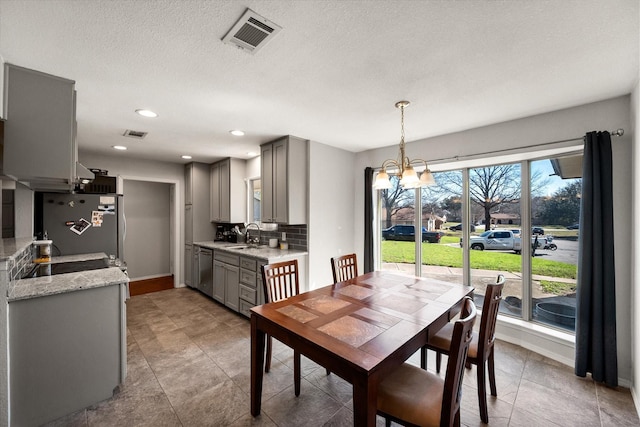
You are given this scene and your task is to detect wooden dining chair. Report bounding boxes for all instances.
[261,259,302,396]
[377,297,477,427]
[330,253,358,283]
[422,274,505,423]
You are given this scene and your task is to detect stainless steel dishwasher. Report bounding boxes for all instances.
[197,247,213,297]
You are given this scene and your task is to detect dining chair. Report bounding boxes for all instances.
[377,297,477,427]
[422,274,505,423]
[330,253,358,283]
[261,259,302,396]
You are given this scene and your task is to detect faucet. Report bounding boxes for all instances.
[245,223,261,245]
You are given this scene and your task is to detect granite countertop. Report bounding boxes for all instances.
[193,241,308,261]
[8,253,129,302]
[0,238,35,261]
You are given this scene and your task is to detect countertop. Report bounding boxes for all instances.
[193,241,307,261]
[8,252,129,302]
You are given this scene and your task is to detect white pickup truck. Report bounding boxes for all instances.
[461,230,543,254]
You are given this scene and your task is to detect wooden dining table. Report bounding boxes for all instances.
[250,270,474,426]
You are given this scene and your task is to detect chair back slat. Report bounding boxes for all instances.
[477,274,505,358]
[441,296,477,426]
[331,254,358,283]
[262,259,300,303]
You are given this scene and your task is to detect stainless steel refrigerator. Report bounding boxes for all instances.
[36,192,125,259]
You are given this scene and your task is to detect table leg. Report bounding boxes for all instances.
[353,379,377,426]
[251,315,266,416]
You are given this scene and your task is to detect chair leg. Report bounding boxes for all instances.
[476,361,489,423]
[488,348,497,396]
[265,335,272,373]
[420,347,427,370]
[385,417,391,427]
[325,368,331,376]
[435,351,442,373]
[294,350,301,397]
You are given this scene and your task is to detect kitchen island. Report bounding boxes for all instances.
[4,249,129,427]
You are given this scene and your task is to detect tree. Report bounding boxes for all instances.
[537,180,582,226]
[433,164,549,227]
[380,176,414,228]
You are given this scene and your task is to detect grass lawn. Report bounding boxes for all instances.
[381,240,577,280]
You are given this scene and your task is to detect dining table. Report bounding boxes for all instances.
[250,270,474,426]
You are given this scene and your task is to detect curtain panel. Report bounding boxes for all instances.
[575,131,617,387]
[364,167,374,273]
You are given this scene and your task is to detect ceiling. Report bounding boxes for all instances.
[0,1,638,164]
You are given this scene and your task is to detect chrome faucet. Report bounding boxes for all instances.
[245,223,261,245]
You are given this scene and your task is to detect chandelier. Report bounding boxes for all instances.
[373,101,435,190]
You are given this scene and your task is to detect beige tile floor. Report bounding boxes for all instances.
[48,287,639,426]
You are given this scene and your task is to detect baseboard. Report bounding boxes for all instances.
[129,275,174,296]
[632,385,640,420]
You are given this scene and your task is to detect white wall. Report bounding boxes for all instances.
[122,180,171,280]
[353,96,634,383]
[308,141,356,289]
[631,78,640,409]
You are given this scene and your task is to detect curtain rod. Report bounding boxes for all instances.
[426,128,624,165]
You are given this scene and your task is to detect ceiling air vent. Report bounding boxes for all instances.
[123,129,147,139]
[222,8,282,54]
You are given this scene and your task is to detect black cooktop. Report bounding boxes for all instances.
[23,258,110,279]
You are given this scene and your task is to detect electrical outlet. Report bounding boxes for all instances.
[281,232,286,241]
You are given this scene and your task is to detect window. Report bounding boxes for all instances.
[248,178,261,223]
[375,152,582,332]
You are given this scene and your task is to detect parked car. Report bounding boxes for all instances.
[566,223,580,230]
[532,227,545,235]
[382,225,442,243]
[449,223,476,232]
[461,230,543,254]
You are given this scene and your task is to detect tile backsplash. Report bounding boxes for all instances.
[259,224,307,251]
[7,245,35,281]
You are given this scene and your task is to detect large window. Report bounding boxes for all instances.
[375,152,581,332]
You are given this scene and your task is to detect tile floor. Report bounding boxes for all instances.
[48,287,639,426]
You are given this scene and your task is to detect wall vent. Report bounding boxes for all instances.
[222,9,282,54]
[123,130,147,139]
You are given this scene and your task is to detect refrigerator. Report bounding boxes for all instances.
[35,192,125,259]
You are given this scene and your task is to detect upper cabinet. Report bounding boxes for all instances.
[2,64,92,190]
[210,158,245,223]
[260,136,308,224]
[185,162,215,243]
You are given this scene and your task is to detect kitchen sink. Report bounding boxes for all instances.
[231,245,266,250]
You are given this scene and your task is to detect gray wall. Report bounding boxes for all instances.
[122,180,171,280]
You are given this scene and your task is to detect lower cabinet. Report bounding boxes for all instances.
[185,244,193,287]
[213,250,239,311]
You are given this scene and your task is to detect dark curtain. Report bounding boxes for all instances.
[364,167,374,273]
[575,131,617,387]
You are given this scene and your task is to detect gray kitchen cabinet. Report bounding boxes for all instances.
[185,162,214,243]
[2,63,92,190]
[213,250,240,310]
[210,158,246,223]
[260,136,308,224]
[185,244,193,287]
[185,162,214,286]
[238,256,266,317]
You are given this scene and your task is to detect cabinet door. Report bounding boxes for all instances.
[219,159,230,222]
[184,163,193,205]
[224,265,240,312]
[212,260,225,303]
[260,143,274,222]
[185,204,193,244]
[272,138,288,223]
[210,163,221,222]
[4,64,76,182]
[185,244,193,287]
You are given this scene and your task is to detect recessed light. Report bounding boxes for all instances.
[247,151,258,157]
[135,109,158,118]
[230,130,245,136]
[112,145,127,150]
[181,155,192,160]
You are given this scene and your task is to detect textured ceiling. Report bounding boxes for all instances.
[0,0,638,164]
